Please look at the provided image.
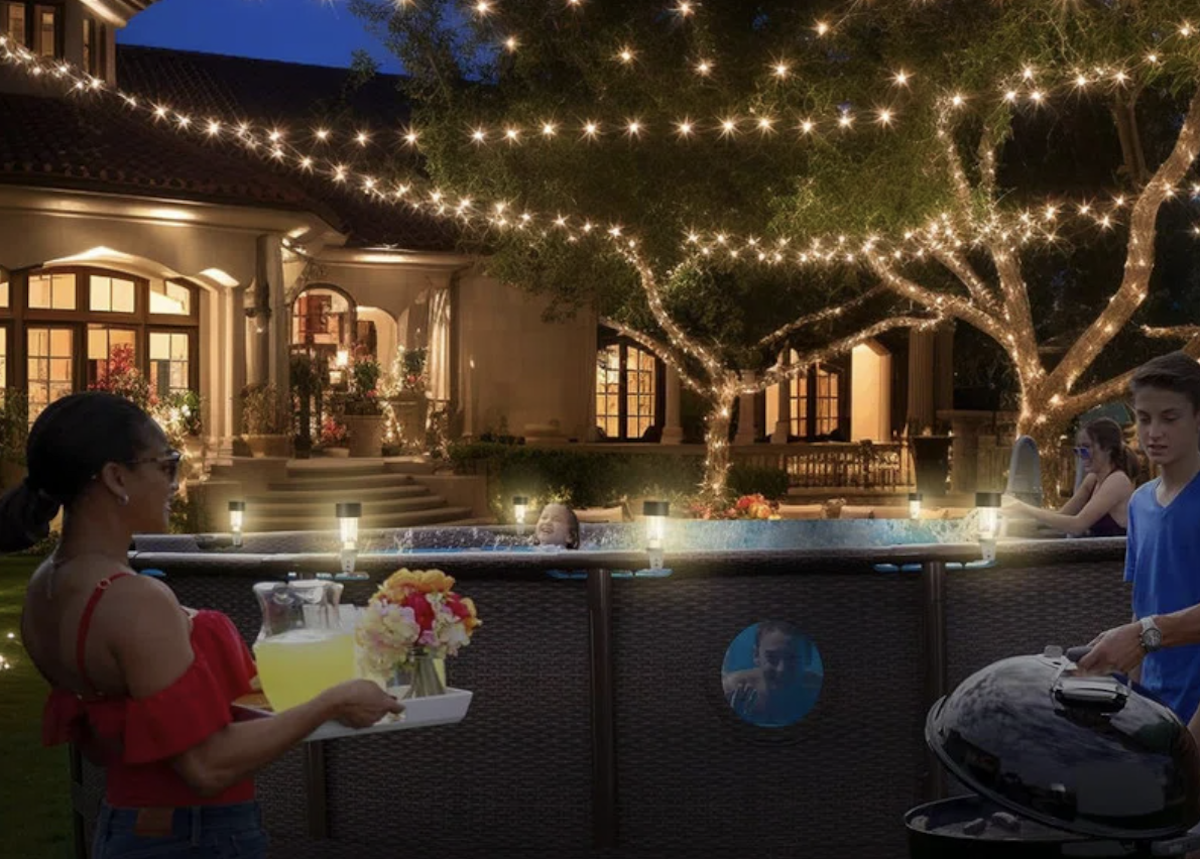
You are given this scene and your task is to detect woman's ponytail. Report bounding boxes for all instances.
[0,479,60,553]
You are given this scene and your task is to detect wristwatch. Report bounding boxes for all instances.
[1139,616,1164,653]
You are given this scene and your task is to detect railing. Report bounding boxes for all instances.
[733,441,912,490]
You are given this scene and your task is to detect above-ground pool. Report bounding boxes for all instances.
[62,523,1132,859]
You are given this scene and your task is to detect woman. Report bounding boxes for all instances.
[10,392,400,858]
[1002,417,1136,537]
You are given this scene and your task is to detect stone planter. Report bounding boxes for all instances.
[386,393,427,448]
[243,434,293,458]
[343,415,385,458]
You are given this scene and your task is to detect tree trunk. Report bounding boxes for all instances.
[702,390,737,502]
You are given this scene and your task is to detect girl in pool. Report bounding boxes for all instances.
[9,393,401,858]
[532,502,580,549]
[1001,417,1136,537]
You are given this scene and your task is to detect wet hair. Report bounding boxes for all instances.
[532,502,581,550]
[755,620,799,651]
[1082,417,1139,480]
[0,392,155,552]
[1130,351,1200,412]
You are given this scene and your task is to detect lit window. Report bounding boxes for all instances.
[595,339,659,440]
[89,275,136,313]
[0,277,8,309]
[3,3,26,48]
[815,364,840,436]
[149,280,192,315]
[26,326,73,424]
[149,331,190,396]
[0,327,7,389]
[87,326,136,386]
[28,272,77,310]
[34,4,55,58]
[82,17,104,76]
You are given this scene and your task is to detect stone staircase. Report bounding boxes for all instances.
[239,460,477,533]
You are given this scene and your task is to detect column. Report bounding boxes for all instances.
[771,375,791,444]
[906,328,935,435]
[933,320,956,420]
[734,370,758,447]
[229,285,247,443]
[660,366,684,444]
[261,235,289,400]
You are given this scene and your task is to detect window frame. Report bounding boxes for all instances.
[595,333,665,442]
[146,326,199,397]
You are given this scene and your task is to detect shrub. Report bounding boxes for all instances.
[727,464,790,500]
[240,383,288,435]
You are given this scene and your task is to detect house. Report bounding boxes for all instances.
[0,0,962,515]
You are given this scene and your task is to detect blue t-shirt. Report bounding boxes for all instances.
[1125,474,1200,722]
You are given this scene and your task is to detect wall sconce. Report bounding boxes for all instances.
[228,500,245,548]
[975,491,1002,563]
[643,500,670,570]
[336,502,365,578]
[335,349,350,368]
[908,492,922,520]
[513,495,529,534]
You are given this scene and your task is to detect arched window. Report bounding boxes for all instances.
[5,266,199,422]
[596,334,663,441]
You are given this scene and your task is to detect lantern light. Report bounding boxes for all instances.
[908,492,922,521]
[336,502,364,578]
[643,500,670,570]
[513,495,529,527]
[975,492,1002,562]
[229,500,245,547]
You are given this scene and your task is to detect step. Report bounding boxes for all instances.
[286,460,390,478]
[384,459,436,475]
[244,505,474,532]
[251,484,431,504]
[268,473,416,492]
[244,494,448,517]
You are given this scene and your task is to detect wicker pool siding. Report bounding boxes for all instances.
[69,539,1130,858]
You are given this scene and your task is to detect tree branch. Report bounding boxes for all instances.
[1143,324,1200,341]
[750,315,941,393]
[598,316,710,397]
[1044,84,1200,396]
[753,284,887,351]
[867,253,1006,343]
[930,248,1000,314]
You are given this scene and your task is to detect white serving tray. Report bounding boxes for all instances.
[232,688,473,742]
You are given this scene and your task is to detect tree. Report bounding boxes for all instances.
[350,0,1200,499]
[349,0,935,499]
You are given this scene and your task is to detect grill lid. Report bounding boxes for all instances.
[926,648,1200,840]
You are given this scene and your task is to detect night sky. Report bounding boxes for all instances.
[118,0,402,72]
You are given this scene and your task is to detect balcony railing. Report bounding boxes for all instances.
[732,441,912,490]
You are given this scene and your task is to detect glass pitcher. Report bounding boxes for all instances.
[252,580,356,712]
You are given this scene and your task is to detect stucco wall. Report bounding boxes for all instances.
[456,271,594,441]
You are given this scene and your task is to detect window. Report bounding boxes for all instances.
[149,331,190,397]
[86,326,135,386]
[0,327,7,389]
[27,326,73,423]
[814,364,840,436]
[149,280,192,315]
[3,3,26,47]
[0,276,8,309]
[28,272,76,310]
[33,3,54,57]
[292,289,349,346]
[82,17,104,76]
[595,339,660,441]
[790,372,809,438]
[89,274,136,313]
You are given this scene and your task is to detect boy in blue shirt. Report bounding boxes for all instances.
[1080,351,1200,731]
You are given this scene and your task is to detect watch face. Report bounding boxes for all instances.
[1144,629,1163,650]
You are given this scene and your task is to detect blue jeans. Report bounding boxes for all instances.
[92,801,269,859]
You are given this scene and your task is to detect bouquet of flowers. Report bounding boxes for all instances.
[354,568,481,678]
[689,493,780,521]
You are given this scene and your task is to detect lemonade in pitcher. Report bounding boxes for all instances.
[252,580,357,712]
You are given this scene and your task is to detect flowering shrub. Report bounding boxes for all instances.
[354,568,481,677]
[689,493,780,521]
[319,415,349,447]
[89,344,155,411]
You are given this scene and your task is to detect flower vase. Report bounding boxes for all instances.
[391,648,447,699]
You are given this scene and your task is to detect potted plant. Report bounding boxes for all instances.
[290,354,326,460]
[239,383,292,458]
[318,415,350,457]
[343,359,386,457]
[385,347,429,451]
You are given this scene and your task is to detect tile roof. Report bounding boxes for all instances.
[0,46,459,252]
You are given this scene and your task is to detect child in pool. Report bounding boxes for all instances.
[532,503,580,550]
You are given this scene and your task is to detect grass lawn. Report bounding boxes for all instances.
[0,555,75,859]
